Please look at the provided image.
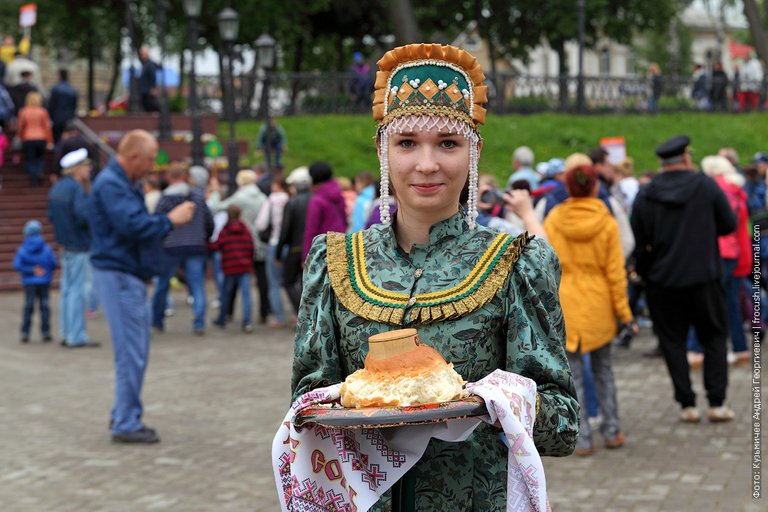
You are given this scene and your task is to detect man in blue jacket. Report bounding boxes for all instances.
[48,148,99,348]
[151,163,213,335]
[47,69,78,145]
[90,130,195,444]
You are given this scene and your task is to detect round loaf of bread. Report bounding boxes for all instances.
[340,344,465,408]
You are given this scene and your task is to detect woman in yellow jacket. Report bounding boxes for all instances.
[544,165,634,456]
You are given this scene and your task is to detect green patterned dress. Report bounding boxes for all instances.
[291,212,579,511]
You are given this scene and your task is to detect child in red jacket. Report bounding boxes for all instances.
[211,205,254,332]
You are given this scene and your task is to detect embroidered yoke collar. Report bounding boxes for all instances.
[326,214,531,326]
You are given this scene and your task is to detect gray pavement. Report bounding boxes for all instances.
[0,286,763,511]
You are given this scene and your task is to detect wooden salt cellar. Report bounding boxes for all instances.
[367,328,420,359]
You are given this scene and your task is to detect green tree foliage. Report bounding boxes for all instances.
[636,17,693,78]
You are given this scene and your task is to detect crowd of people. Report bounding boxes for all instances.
[688,53,766,112]
[644,53,767,114]
[10,109,768,453]
[475,138,768,456]
[0,33,80,186]
[3,41,767,507]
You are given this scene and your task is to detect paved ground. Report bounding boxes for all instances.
[0,286,763,511]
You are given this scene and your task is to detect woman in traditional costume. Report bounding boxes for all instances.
[291,43,578,510]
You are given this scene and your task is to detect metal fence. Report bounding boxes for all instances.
[201,71,768,118]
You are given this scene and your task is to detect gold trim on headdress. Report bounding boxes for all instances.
[372,43,488,129]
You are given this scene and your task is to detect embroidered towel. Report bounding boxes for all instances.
[272,370,548,512]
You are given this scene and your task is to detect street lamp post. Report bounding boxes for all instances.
[218,7,240,195]
[156,0,172,140]
[183,0,204,166]
[255,33,276,172]
[124,0,140,113]
[576,0,586,114]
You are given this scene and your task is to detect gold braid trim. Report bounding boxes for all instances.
[326,232,406,325]
[407,233,530,324]
[325,231,532,326]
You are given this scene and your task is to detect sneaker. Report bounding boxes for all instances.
[730,352,751,367]
[20,335,29,343]
[186,296,194,306]
[604,432,625,449]
[707,405,735,423]
[193,328,205,336]
[64,341,101,348]
[587,414,603,430]
[242,324,254,333]
[574,443,596,456]
[42,334,52,342]
[111,426,160,444]
[680,407,701,423]
[210,299,221,310]
[213,320,225,328]
[164,308,175,318]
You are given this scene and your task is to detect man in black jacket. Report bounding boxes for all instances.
[631,135,736,424]
[276,166,312,316]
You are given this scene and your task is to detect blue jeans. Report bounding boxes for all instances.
[93,268,150,434]
[217,273,251,327]
[266,244,285,322]
[84,261,99,313]
[59,251,90,346]
[211,251,224,304]
[582,353,600,418]
[568,345,621,448]
[647,96,658,114]
[151,253,207,330]
[22,284,50,337]
[266,144,283,168]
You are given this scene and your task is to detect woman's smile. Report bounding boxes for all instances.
[411,183,444,194]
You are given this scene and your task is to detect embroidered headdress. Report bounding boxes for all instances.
[372,43,488,228]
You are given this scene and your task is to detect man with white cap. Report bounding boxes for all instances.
[48,148,99,348]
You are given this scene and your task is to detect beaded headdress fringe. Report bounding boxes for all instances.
[378,115,480,228]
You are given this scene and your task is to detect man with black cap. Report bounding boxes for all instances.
[631,134,737,423]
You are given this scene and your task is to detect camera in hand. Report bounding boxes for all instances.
[480,188,504,206]
[615,323,635,348]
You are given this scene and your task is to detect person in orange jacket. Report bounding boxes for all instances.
[544,164,635,456]
[17,91,52,186]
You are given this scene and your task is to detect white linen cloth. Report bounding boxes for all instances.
[272,369,549,512]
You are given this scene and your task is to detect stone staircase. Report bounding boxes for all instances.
[0,151,58,291]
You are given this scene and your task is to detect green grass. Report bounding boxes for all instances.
[225,112,768,182]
